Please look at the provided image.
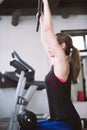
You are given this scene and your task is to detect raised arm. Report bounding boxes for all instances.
[39,0,70,80]
[40,0,64,58]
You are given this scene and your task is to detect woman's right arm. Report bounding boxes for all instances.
[40,0,70,80]
[40,0,65,60]
[39,0,55,56]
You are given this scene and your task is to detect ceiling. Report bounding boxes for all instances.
[0,0,87,25]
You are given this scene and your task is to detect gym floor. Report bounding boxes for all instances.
[0,118,19,130]
[0,118,87,130]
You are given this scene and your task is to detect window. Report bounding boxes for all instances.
[72,36,84,50]
[61,29,87,50]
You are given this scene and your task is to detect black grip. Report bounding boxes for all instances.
[36,0,43,32]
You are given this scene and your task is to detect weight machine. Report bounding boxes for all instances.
[0,50,47,130]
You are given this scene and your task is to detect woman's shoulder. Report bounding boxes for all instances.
[53,60,70,81]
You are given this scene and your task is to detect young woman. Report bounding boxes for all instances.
[38,0,82,130]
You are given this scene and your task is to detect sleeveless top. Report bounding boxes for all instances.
[45,66,82,130]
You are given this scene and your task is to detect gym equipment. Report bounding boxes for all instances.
[17,109,37,130]
[36,0,43,32]
[3,50,46,130]
[80,50,87,101]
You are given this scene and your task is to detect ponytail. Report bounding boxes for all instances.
[69,46,81,84]
[56,32,81,84]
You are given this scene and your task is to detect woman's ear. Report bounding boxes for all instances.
[60,43,66,50]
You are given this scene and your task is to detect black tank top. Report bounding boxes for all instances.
[45,66,82,130]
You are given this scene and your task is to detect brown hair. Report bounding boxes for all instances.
[56,32,81,84]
